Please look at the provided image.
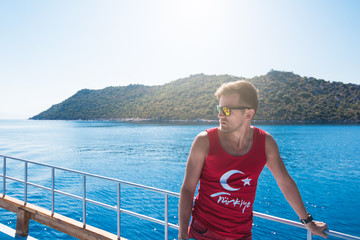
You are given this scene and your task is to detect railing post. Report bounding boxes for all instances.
[24,162,28,204]
[117,183,121,240]
[83,174,86,228]
[3,156,6,196]
[164,193,168,240]
[51,167,55,216]
[307,229,313,240]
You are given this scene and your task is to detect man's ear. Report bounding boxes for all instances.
[246,109,256,119]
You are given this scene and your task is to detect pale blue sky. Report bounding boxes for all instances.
[1,0,359,119]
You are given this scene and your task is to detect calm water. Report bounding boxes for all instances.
[0,120,359,239]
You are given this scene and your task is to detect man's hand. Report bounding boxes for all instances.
[305,221,328,238]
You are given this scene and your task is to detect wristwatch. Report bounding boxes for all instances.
[300,213,313,224]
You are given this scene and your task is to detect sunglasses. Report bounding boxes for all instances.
[216,105,250,116]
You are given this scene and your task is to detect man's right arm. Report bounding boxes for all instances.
[178,131,209,239]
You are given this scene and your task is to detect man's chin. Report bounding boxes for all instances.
[219,125,231,132]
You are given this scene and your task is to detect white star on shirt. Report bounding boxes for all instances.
[242,177,252,186]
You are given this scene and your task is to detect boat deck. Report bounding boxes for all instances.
[0,223,37,240]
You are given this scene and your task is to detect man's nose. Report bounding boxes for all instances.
[218,111,225,118]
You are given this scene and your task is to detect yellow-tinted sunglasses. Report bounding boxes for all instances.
[216,105,250,116]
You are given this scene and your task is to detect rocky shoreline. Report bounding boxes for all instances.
[33,117,359,125]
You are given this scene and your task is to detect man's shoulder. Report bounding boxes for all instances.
[205,127,218,134]
[264,131,279,155]
[252,126,269,137]
[193,131,210,149]
[196,130,210,141]
[252,126,277,150]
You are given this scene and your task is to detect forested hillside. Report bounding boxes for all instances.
[31,71,360,123]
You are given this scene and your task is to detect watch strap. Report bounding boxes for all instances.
[300,213,313,224]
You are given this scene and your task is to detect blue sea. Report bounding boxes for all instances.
[0,120,359,240]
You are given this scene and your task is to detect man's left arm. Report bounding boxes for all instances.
[265,133,328,238]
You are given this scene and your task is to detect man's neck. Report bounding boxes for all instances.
[218,124,253,155]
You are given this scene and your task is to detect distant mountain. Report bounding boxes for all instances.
[31,71,360,123]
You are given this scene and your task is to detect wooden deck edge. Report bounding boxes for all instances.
[0,194,127,240]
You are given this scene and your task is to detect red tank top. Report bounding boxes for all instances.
[192,127,267,238]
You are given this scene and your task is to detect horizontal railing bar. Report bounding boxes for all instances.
[0,155,179,197]
[326,230,360,240]
[121,208,165,226]
[55,190,130,213]
[85,198,116,211]
[61,196,182,231]
[4,177,54,194]
[168,222,179,230]
[120,208,179,230]
[253,211,360,239]
[3,176,24,184]
[27,182,52,191]
[54,189,83,201]
[253,211,305,229]
[55,191,118,212]
[80,197,180,231]
[1,177,83,204]
[3,177,84,202]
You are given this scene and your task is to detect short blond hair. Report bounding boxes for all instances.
[215,80,259,113]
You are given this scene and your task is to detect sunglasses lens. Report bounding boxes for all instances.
[217,106,230,116]
[223,107,230,116]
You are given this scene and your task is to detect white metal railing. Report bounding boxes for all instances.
[1,155,359,240]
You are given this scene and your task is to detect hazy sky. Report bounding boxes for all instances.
[1,0,359,119]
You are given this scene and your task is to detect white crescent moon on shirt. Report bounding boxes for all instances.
[220,170,244,191]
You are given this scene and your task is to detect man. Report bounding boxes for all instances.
[178,80,328,239]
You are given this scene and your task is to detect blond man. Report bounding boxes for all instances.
[178,80,328,240]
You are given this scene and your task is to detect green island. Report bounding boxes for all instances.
[31,71,360,123]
